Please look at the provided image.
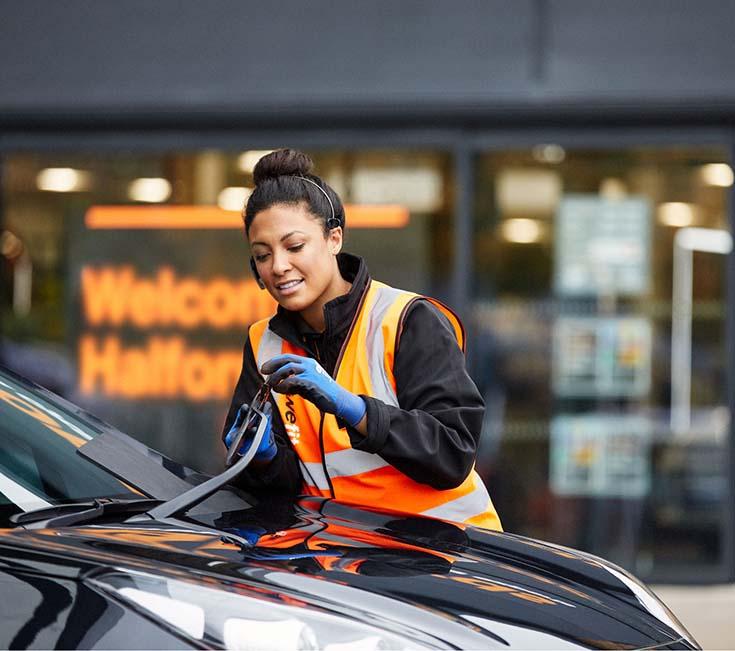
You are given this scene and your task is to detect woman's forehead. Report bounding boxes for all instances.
[249,203,321,241]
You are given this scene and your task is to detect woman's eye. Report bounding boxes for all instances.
[254,253,270,263]
[288,243,305,253]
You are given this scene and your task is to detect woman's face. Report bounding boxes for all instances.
[248,202,345,319]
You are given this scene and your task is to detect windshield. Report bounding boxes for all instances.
[0,369,141,524]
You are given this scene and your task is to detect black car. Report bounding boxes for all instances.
[0,365,699,650]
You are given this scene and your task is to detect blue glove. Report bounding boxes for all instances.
[224,402,277,462]
[261,354,367,427]
[223,525,267,547]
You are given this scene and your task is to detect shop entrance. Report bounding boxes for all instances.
[470,143,733,582]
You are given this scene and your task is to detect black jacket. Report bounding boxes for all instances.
[223,253,485,496]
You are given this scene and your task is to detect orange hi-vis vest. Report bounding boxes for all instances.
[248,280,502,531]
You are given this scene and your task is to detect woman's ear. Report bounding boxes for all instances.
[328,226,344,255]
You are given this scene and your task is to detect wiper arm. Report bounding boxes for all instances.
[130,398,269,523]
[10,497,163,529]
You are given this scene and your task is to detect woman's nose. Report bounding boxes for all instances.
[271,249,292,274]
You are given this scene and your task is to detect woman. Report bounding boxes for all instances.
[224,149,501,531]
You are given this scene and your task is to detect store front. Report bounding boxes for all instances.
[1,129,732,583]
[469,134,733,583]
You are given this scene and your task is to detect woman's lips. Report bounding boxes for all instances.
[275,279,304,296]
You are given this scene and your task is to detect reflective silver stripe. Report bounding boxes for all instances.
[255,326,285,379]
[0,471,52,511]
[364,284,408,407]
[299,460,331,491]
[324,447,389,478]
[420,479,491,523]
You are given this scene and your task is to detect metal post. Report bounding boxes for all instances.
[727,139,735,582]
[452,144,472,324]
[670,242,693,434]
[670,228,732,435]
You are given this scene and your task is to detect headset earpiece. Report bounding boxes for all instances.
[249,257,265,290]
[326,217,341,230]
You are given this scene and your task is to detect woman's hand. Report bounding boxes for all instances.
[224,402,277,463]
[261,354,366,427]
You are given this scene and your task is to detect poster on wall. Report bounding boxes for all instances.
[552,316,652,398]
[550,413,651,498]
[554,195,651,296]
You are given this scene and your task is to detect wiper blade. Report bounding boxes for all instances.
[10,497,163,529]
[130,398,270,523]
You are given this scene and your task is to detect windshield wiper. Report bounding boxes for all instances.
[10,497,163,529]
[12,399,268,530]
[129,399,270,524]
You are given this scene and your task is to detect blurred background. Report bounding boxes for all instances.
[1,1,733,614]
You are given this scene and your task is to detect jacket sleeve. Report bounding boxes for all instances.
[223,332,303,496]
[346,299,484,490]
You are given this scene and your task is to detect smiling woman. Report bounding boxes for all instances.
[222,149,502,531]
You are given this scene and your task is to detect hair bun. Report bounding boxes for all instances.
[253,149,313,185]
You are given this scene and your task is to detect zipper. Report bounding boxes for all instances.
[332,279,371,380]
[313,337,323,366]
[318,280,371,501]
[310,339,335,499]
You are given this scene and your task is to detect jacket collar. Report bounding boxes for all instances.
[267,252,370,349]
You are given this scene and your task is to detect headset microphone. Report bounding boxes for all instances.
[249,257,265,289]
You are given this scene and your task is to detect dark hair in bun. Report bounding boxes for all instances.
[244,148,345,235]
[252,148,312,185]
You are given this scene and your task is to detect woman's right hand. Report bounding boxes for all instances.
[224,402,277,462]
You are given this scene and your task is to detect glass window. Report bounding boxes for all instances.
[1,148,453,474]
[471,146,730,580]
[0,369,140,519]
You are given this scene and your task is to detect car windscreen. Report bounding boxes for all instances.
[0,371,141,521]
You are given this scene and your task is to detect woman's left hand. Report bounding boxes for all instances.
[261,354,366,427]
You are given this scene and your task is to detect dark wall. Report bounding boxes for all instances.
[1,0,734,125]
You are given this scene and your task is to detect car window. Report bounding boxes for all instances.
[0,372,140,522]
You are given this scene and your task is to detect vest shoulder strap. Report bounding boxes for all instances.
[248,317,284,379]
[393,293,466,354]
[425,297,466,353]
[248,317,270,344]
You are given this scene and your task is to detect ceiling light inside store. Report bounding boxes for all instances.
[496,169,561,217]
[36,168,91,192]
[599,177,628,199]
[501,218,542,243]
[658,202,696,227]
[700,163,734,187]
[237,150,275,175]
[531,144,566,164]
[217,186,252,211]
[128,178,172,203]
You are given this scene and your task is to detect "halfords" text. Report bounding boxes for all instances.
[79,335,242,400]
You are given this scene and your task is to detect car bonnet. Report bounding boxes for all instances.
[0,496,696,650]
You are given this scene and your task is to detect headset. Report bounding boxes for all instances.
[249,256,265,289]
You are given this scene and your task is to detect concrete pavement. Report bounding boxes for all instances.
[652,584,735,650]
